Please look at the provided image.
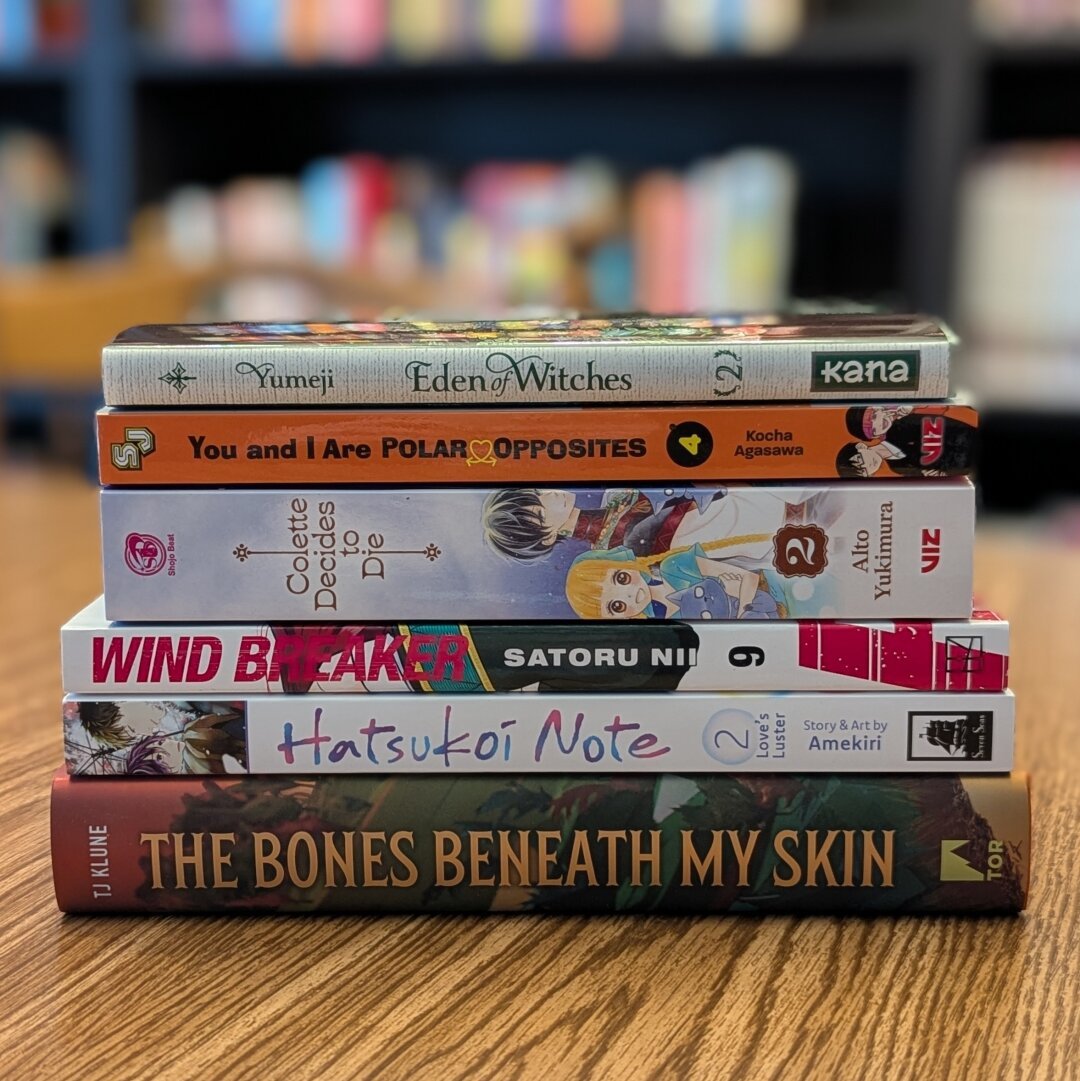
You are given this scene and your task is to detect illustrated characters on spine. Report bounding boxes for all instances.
[482,486,841,620]
[65,700,247,776]
[834,406,977,478]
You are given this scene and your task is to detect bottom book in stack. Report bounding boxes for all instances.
[53,771,1029,914]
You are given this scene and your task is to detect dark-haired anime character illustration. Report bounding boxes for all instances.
[481,487,655,562]
[64,700,247,775]
[483,486,836,566]
[835,406,976,478]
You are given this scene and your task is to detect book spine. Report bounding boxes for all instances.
[99,481,976,621]
[96,402,978,485]
[50,771,1031,914]
[62,691,1015,776]
[100,340,951,407]
[61,613,1010,694]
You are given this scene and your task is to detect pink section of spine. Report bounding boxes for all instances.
[798,621,1008,691]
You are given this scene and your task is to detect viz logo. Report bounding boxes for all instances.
[920,528,941,573]
[124,532,167,576]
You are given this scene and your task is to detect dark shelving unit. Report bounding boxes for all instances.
[0,0,1017,315]
[3,0,1080,505]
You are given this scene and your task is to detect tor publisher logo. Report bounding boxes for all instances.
[124,532,166,576]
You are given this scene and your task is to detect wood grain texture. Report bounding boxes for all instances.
[0,464,1075,1081]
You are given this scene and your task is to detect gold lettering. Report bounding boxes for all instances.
[728,830,760,887]
[172,831,207,889]
[360,831,387,887]
[253,832,284,889]
[537,830,563,886]
[498,830,531,887]
[564,831,598,886]
[324,831,357,887]
[469,831,496,887]
[862,830,894,887]
[772,830,802,887]
[596,830,626,887]
[805,830,840,887]
[681,830,724,886]
[286,832,319,889]
[434,830,464,887]
[841,830,856,887]
[210,832,238,889]
[140,833,170,890]
[389,831,418,887]
[630,829,661,887]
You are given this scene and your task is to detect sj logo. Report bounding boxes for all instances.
[772,524,829,578]
[110,427,155,471]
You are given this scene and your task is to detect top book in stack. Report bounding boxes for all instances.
[101,313,953,407]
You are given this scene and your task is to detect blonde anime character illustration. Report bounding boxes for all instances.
[565,543,783,621]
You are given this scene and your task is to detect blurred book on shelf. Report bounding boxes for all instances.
[132,0,805,63]
[957,142,1080,413]
[0,130,72,265]
[134,150,797,318]
[0,0,82,61]
[975,0,1080,38]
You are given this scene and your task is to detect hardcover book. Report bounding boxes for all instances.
[97,401,978,485]
[61,598,1009,695]
[62,691,1014,776]
[51,771,1030,914]
[99,481,976,621]
[101,313,952,407]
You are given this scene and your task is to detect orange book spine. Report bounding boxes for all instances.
[98,402,978,486]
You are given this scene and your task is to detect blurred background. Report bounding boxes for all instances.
[1,0,1078,513]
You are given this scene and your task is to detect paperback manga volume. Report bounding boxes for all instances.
[51,771,1030,914]
[101,313,953,407]
[96,401,978,485]
[99,481,977,621]
[62,598,1010,695]
[61,691,1015,776]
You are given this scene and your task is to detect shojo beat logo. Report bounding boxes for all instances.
[124,533,170,576]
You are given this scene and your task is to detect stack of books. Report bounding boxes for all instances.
[53,312,1029,915]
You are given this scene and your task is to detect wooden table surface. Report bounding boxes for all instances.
[1,464,1076,1081]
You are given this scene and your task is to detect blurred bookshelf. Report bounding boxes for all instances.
[1,0,1080,506]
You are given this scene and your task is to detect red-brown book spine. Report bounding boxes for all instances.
[52,770,1030,915]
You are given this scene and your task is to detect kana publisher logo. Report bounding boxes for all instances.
[907,710,992,761]
[124,532,167,576]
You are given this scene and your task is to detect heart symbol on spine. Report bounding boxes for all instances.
[678,434,702,456]
[468,439,496,466]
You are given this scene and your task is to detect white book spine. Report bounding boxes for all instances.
[63,692,1014,776]
[61,598,1010,695]
[102,338,951,406]
[99,482,976,622]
